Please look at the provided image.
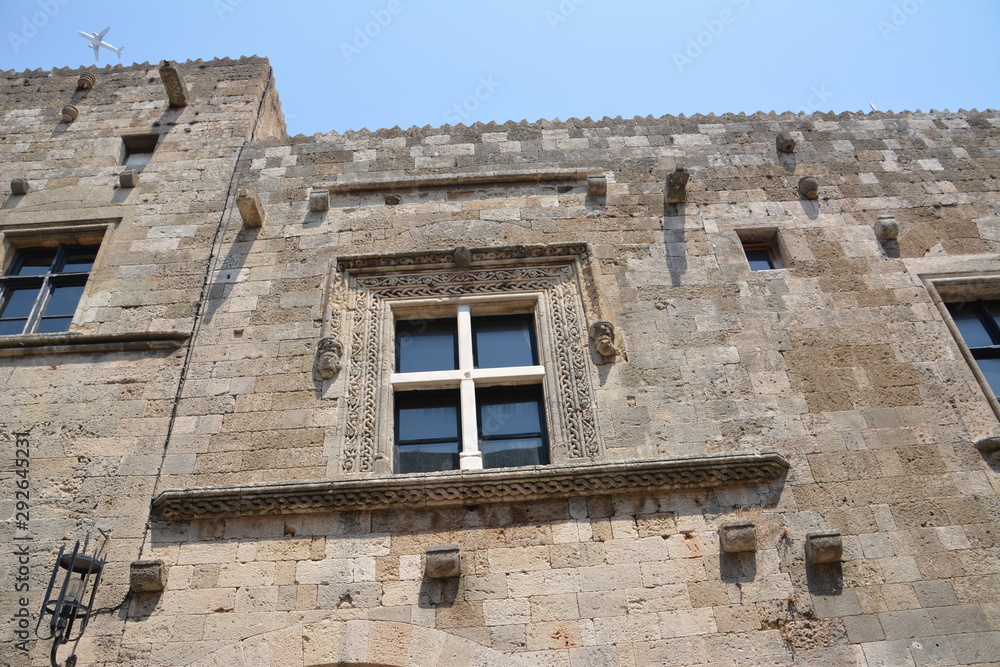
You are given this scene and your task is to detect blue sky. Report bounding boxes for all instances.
[3,0,999,136]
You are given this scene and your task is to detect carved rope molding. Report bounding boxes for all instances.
[338,245,601,473]
[152,453,789,520]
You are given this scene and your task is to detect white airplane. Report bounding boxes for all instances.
[77,27,124,62]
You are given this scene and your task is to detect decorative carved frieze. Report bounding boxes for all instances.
[338,246,603,473]
[152,453,789,520]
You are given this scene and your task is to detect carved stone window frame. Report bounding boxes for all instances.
[333,243,606,476]
[923,272,1000,421]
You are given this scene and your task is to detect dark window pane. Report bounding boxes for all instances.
[986,301,1000,333]
[482,437,547,469]
[473,315,536,368]
[947,304,994,348]
[36,317,73,333]
[13,251,56,276]
[977,357,1000,398]
[396,391,460,443]
[745,248,775,271]
[480,397,543,437]
[42,284,85,317]
[397,442,460,473]
[396,319,456,372]
[62,247,99,273]
[0,319,27,335]
[1,287,41,319]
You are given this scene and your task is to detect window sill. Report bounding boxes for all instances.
[0,330,189,357]
[152,452,789,521]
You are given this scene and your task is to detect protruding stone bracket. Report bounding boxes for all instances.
[589,320,619,360]
[805,530,843,565]
[974,436,1000,465]
[776,131,796,153]
[425,545,461,579]
[159,60,188,108]
[309,187,330,212]
[119,170,138,189]
[77,71,97,89]
[236,187,265,228]
[665,163,689,204]
[130,560,167,593]
[719,520,757,553]
[453,245,471,268]
[587,174,607,197]
[798,176,819,200]
[875,215,898,241]
[315,336,343,381]
[10,178,30,196]
[61,105,79,123]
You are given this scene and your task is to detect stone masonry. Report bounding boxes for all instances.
[1,57,998,666]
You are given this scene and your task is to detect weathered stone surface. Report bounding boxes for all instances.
[2,56,998,667]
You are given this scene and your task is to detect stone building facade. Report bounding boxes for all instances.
[1,57,998,666]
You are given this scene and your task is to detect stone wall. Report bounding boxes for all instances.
[1,58,998,666]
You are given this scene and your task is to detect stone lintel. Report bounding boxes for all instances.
[320,168,604,195]
[0,331,189,357]
[336,241,590,273]
[152,453,789,521]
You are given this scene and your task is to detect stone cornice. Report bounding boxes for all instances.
[152,453,789,521]
[337,242,590,273]
[319,168,602,195]
[0,331,189,357]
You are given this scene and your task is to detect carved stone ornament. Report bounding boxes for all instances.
[336,243,603,474]
[776,131,796,154]
[77,71,97,89]
[152,452,789,520]
[875,214,898,241]
[974,436,1000,464]
[130,560,167,593]
[805,530,843,565]
[588,320,618,359]
[10,178,30,196]
[159,60,189,108]
[798,176,819,200]
[61,105,79,123]
[315,336,343,381]
[425,545,461,579]
[719,520,757,553]
[309,188,330,212]
[666,163,689,204]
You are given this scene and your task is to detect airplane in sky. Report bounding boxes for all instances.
[77,27,124,62]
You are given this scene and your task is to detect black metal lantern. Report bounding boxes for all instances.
[36,536,104,667]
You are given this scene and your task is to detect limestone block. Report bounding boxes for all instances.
[237,187,266,228]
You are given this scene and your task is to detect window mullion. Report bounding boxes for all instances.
[456,305,482,469]
[25,275,53,333]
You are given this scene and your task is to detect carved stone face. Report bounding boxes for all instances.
[316,337,343,380]
[589,321,617,357]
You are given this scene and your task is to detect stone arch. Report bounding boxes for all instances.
[186,618,529,667]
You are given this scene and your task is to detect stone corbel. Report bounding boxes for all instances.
[315,336,343,381]
[589,320,619,360]
[236,187,265,228]
[159,60,188,108]
[665,162,689,204]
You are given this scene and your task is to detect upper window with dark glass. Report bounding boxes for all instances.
[0,244,98,335]
[391,307,547,474]
[946,300,1000,398]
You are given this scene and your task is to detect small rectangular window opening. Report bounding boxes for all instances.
[121,134,159,170]
[737,229,783,271]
